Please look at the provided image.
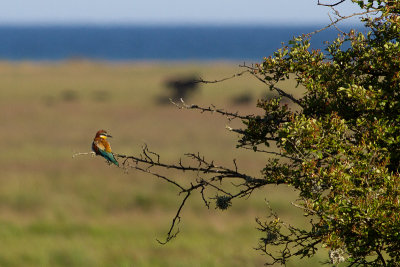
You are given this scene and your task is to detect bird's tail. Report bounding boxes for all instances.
[100,150,119,167]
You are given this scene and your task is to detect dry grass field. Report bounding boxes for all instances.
[0,61,329,266]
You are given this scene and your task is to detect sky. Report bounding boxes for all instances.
[0,0,363,25]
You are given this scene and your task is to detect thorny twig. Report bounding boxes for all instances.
[72,151,95,158]
[113,145,272,243]
[193,69,250,84]
[156,191,191,244]
[310,9,377,35]
[239,64,304,107]
[170,98,253,121]
[317,0,346,7]
[255,202,322,265]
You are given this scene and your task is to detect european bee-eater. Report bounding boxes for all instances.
[92,130,119,166]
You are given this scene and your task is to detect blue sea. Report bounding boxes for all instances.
[0,25,360,61]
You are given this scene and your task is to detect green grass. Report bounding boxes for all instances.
[0,61,329,266]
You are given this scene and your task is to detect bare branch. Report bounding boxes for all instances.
[200,180,234,197]
[271,85,303,107]
[72,151,95,158]
[128,161,186,191]
[239,145,301,161]
[109,144,275,243]
[170,98,253,121]
[200,185,211,208]
[119,150,259,182]
[239,64,304,107]
[157,191,191,244]
[317,0,346,7]
[194,69,250,84]
[309,9,376,35]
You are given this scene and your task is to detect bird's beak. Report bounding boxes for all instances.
[107,134,113,138]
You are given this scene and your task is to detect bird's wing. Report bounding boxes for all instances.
[93,139,106,151]
[101,139,113,153]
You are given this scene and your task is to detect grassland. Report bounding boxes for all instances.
[0,61,329,266]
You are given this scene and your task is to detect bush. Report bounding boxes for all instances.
[115,1,400,265]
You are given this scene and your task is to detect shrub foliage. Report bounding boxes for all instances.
[116,1,400,265]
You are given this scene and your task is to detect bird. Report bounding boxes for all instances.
[92,129,119,166]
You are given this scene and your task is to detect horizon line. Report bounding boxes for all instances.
[0,21,363,28]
